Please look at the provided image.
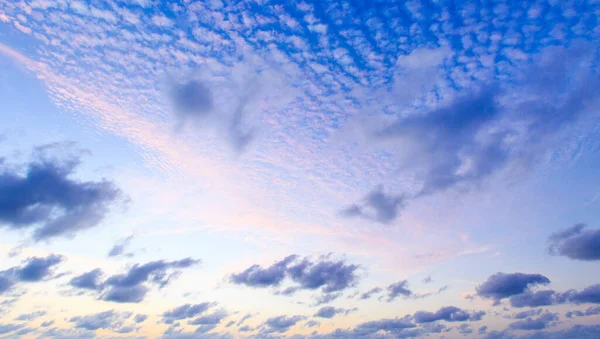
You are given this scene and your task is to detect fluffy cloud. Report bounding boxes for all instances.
[0,145,123,240]
[508,312,558,331]
[134,314,148,323]
[548,224,600,261]
[476,273,550,300]
[341,186,406,224]
[359,287,382,300]
[69,258,200,303]
[14,310,47,321]
[163,303,217,324]
[230,254,360,296]
[0,254,63,295]
[344,42,600,226]
[262,315,306,334]
[566,306,600,318]
[69,310,132,331]
[509,284,600,308]
[413,306,485,323]
[108,235,135,257]
[69,268,104,291]
[386,280,413,301]
[314,306,356,319]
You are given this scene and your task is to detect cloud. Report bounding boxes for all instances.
[134,314,148,323]
[387,280,413,301]
[512,309,543,320]
[231,254,360,296]
[413,306,485,323]
[108,235,135,257]
[0,145,123,241]
[69,269,104,291]
[509,290,568,308]
[508,312,558,331]
[169,70,289,154]
[14,310,47,321]
[69,310,132,331]
[262,315,306,333]
[0,254,63,294]
[548,223,600,261]
[345,42,599,225]
[476,273,550,300]
[0,323,26,335]
[163,303,217,324]
[314,306,356,319]
[341,186,406,224]
[230,255,296,288]
[359,287,382,300]
[352,317,415,336]
[188,310,228,325]
[566,306,600,318]
[569,284,600,304]
[69,258,200,303]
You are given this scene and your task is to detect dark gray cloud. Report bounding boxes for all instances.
[69,269,104,291]
[108,235,134,258]
[457,324,473,334]
[69,310,132,331]
[262,315,306,333]
[69,258,199,303]
[341,186,406,224]
[171,80,214,118]
[163,303,217,324]
[231,254,360,297]
[566,306,600,318]
[344,42,599,225]
[314,306,356,319]
[188,310,228,325]
[513,309,542,320]
[230,255,296,288]
[0,147,123,241]
[479,326,488,334]
[170,79,255,153]
[548,224,600,261]
[313,292,342,305]
[352,317,415,336]
[508,284,600,308]
[134,314,148,323]
[476,273,550,300]
[509,290,568,308]
[387,280,413,301]
[0,254,63,295]
[14,310,46,321]
[359,287,382,300]
[413,306,485,323]
[41,320,55,327]
[101,258,200,303]
[569,284,600,304]
[305,320,320,328]
[508,312,558,331]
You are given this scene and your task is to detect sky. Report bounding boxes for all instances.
[0,0,600,338]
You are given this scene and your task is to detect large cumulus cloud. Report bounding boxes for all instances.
[548,223,600,261]
[69,258,200,303]
[230,254,360,300]
[476,273,550,300]
[0,254,63,295]
[342,42,600,224]
[0,144,123,240]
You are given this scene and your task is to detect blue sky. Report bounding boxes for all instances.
[0,0,600,338]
